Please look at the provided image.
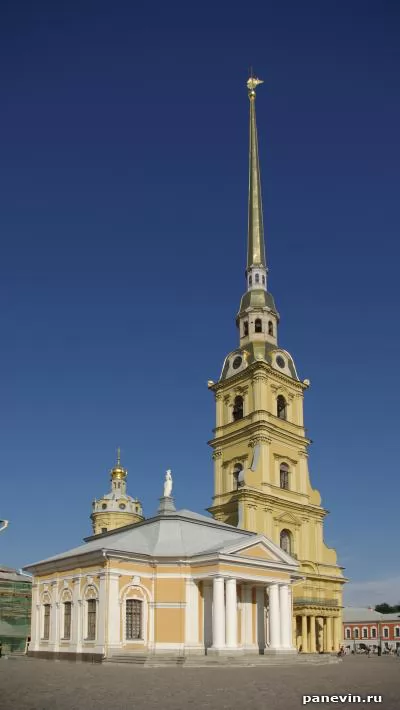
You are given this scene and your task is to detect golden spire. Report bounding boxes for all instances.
[246,74,266,271]
[110,447,127,480]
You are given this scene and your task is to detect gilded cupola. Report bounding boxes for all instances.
[90,449,144,535]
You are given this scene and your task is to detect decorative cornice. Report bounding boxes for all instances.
[212,450,223,460]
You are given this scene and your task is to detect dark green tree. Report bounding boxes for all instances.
[375,603,397,614]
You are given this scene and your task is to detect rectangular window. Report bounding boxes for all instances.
[43,604,50,640]
[362,628,368,638]
[87,599,97,640]
[371,628,377,638]
[126,599,142,640]
[63,601,72,639]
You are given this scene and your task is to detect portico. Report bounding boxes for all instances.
[207,576,294,654]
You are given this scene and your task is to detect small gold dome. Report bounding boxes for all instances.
[110,448,127,480]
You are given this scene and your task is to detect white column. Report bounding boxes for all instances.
[71,578,82,653]
[256,586,265,650]
[185,578,199,648]
[107,572,120,650]
[212,577,225,649]
[268,584,281,649]
[242,585,254,648]
[279,584,291,649]
[225,578,237,648]
[203,583,213,650]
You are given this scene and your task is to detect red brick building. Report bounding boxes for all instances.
[342,608,400,652]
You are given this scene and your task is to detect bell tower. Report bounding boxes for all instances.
[208,76,346,653]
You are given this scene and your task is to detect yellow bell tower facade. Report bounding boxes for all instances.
[208,77,345,653]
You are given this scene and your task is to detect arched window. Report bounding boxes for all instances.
[371,627,377,638]
[255,273,260,283]
[126,599,143,640]
[362,627,368,638]
[63,601,72,639]
[353,628,359,639]
[249,275,252,286]
[243,321,249,337]
[43,604,50,640]
[383,627,389,638]
[262,275,265,285]
[280,463,289,490]
[233,463,244,489]
[280,529,292,555]
[268,320,274,336]
[255,318,262,333]
[87,599,97,640]
[277,395,287,420]
[232,396,244,421]
[345,628,351,639]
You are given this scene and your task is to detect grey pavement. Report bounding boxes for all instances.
[0,655,399,710]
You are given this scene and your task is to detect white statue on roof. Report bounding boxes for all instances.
[164,469,173,498]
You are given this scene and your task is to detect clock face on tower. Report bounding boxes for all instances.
[232,355,242,370]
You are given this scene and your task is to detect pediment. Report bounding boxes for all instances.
[219,534,299,567]
[274,511,301,529]
[236,542,276,561]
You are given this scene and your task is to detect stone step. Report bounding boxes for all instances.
[105,653,340,667]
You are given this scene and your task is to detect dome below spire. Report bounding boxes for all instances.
[90,449,144,535]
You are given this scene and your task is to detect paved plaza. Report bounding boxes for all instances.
[0,655,399,710]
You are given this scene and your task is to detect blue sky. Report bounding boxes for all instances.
[1,1,399,605]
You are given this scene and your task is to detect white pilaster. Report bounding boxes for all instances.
[107,572,121,651]
[50,582,59,651]
[256,586,266,651]
[211,577,225,650]
[279,584,291,649]
[225,578,237,648]
[96,572,107,653]
[71,578,82,653]
[268,583,281,649]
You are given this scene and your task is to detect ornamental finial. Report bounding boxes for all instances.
[116,447,121,467]
[247,75,263,99]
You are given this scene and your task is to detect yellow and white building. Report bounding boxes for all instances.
[25,488,301,660]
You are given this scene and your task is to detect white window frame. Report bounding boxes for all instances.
[371,626,377,639]
[82,584,99,643]
[120,584,149,646]
[383,626,389,639]
[395,626,400,638]
[345,627,351,639]
[362,626,368,639]
[353,627,359,639]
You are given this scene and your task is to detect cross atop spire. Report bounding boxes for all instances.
[246,74,267,281]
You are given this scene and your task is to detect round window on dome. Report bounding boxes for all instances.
[119,503,126,510]
[276,356,285,369]
[101,503,107,510]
